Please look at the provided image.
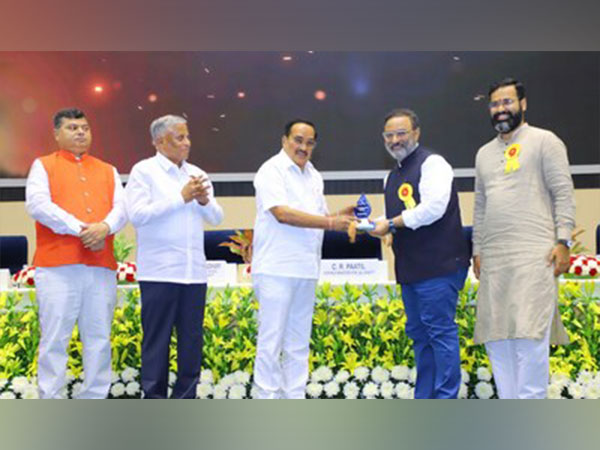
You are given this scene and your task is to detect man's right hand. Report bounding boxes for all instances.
[473,255,481,280]
[331,214,356,232]
[181,178,205,203]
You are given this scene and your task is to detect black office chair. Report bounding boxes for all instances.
[204,229,246,263]
[321,230,383,260]
[0,235,28,274]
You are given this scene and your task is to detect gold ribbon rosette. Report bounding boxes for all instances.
[398,183,417,210]
[504,143,521,174]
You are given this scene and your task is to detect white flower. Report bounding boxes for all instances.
[126,382,141,396]
[0,379,7,390]
[67,371,77,383]
[220,374,237,389]
[461,368,470,385]
[233,371,251,385]
[121,367,139,383]
[362,382,379,399]
[71,382,83,397]
[200,370,214,384]
[568,382,584,399]
[22,386,39,399]
[213,385,227,399]
[584,384,600,400]
[474,381,494,399]
[11,376,29,395]
[306,382,323,398]
[458,383,469,399]
[168,372,177,386]
[380,381,395,399]
[395,382,413,399]
[311,366,333,383]
[0,391,16,399]
[250,385,259,399]
[110,372,120,384]
[110,382,126,397]
[59,387,68,399]
[323,381,341,398]
[550,372,571,388]
[576,370,594,386]
[371,366,390,384]
[408,368,417,384]
[476,367,492,382]
[343,382,360,399]
[228,384,247,399]
[353,366,370,382]
[547,383,564,399]
[196,383,213,399]
[391,365,410,381]
[334,370,351,384]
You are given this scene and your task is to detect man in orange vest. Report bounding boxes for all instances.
[25,108,127,399]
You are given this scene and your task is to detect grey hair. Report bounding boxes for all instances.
[150,115,187,141]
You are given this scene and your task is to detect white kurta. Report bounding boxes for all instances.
[472,124,575,345]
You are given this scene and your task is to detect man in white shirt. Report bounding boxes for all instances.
[26,108,127,399]
[370,109,470,399]
[126,114,224,398]
[252,119,356,399]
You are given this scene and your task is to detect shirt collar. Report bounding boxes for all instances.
[155,151,188,174]
[277,148,314,173]
[57,149,88,162]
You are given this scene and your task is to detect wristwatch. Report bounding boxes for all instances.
[557,239,573,249]
[388,219,396,235]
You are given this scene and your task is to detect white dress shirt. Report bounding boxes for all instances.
[26,157,127,236]
[252,149,328,279]
[126,152,224,284]
[384,152,454,230]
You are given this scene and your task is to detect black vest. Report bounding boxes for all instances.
[384,146,470,284]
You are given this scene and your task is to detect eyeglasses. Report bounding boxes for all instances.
[488,98,516,109]
[382,129,412,141]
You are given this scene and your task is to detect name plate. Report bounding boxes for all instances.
[206,261,238,284]
[320,259,388,284]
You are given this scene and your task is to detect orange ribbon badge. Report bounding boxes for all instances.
[504,144,521,174]
[398,183,416,210]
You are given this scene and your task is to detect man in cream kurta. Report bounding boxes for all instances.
[472,78,575,399]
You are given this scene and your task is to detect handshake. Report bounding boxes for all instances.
[181,175,211,205]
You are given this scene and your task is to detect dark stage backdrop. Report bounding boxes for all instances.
[0,51,598,178]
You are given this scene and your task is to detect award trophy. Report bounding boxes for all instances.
[354,193,375,232]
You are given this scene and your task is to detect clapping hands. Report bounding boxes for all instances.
[181,175,210,205]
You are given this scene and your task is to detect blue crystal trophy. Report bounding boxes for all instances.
[354,193,375,231]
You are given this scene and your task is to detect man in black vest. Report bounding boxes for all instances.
[370,109,470,399]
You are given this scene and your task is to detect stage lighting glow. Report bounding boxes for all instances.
[93,85,104,93]
[148,93,158,102]
[314,90,326,101]
[282,55,293,61]
[237,91,246,98]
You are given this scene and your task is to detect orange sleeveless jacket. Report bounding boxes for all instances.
[33,150,117,270]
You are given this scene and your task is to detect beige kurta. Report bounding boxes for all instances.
[472,123,575,345]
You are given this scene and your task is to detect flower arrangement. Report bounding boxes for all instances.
[566,255,599,278]
[218,230,253,264]
[11,265,35,287]
[116,262,137,284]
[1,280,599,399]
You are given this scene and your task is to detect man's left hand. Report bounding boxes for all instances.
[80,222,110,249]
[548,243,570,277]
[368,219,390,237]
[192,175,211,206]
